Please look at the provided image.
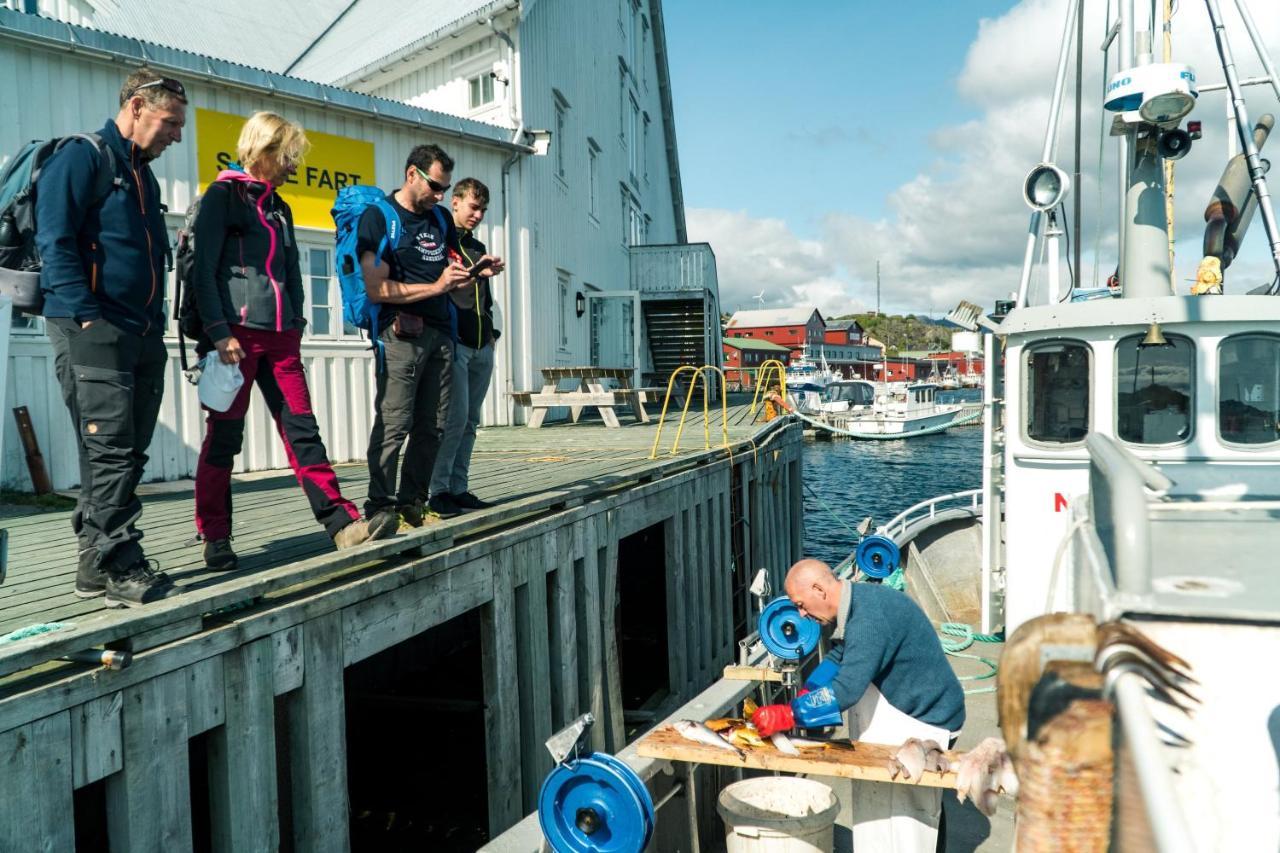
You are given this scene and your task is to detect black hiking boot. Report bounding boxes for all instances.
[74,548,106,599]
[104,559,176,608]
[202,538,239,571]
[452,491,494,511]
[427,493,461,519]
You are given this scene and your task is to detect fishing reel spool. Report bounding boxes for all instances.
[855,534,901,580]
[538,714,655,852]
[758,596,821,662]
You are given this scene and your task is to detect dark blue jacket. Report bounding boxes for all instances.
[824,582,966,733]
[35,119,169,335]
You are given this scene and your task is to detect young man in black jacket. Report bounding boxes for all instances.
[429,178,504,511]
[35,68,187,607]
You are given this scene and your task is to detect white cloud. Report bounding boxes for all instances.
[693,0,1280,314]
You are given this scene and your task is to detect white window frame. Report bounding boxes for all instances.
[301,242,361,341]
[557,269,572,351]
[468,73,495,112]
[553,92,570,182]
[587,138,601,222]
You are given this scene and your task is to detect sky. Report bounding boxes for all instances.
[662,0,1280,319]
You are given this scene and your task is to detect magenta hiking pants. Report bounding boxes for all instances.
[194,326,360,541]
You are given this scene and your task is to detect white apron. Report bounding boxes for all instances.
[846,683,956,853]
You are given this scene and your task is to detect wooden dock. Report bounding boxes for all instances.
[0,403,806,851]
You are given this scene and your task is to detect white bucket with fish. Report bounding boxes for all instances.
[717,777,839,852]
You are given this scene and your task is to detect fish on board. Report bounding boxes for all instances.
[890,738,949,783]
[672,720,746,758]
[704,717,768,749]
[771,732,800,755]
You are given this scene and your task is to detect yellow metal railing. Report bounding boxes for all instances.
[648,365,731,459]
[749,359,789,421]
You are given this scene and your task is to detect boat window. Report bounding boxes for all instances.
[1025,341,1090,444]
[1115,334,1194,445]
[1219,334,1280,445]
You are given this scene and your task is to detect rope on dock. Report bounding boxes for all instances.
[0,622,71,645]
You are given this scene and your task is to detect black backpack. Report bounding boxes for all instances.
[0,133,120,314]
[172,193,208,373]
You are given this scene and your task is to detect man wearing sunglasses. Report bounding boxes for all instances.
[357,144,488,526]
[35,67,187,606]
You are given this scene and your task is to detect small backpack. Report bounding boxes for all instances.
[0,134,120,314]
[332,187,449,369]
[172,193,209,374]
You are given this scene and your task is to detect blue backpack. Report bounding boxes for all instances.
[331,186,450,367]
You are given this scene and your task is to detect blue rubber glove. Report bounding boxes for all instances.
[790,685,844,729]
[803,658,840,693]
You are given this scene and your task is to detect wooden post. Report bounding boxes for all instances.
[12,406,52,495]
[210,638,279,853]
[514,539,553,813]
[288,613,350,853]
[663,512,686,702]
[482,547,523,834]
[546,528,578,731]
[0,712,75,851]
[106,670,194,852]
[597,512,625,752]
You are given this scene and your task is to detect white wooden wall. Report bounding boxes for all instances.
[0,38,516,490]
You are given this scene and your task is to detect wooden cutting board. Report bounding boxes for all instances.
[634,726,960,788]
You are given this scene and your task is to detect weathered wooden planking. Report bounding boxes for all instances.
[481,547,523,835]
[0,710,75,851]
[272,625,304,694]
[514,536,554,811]
[184,653,225,736]
[209,637,278,853]
[574,519,607,753]
[635,727,960,789]
[596,511,625,752]
[287,613,350,852]
[546,528,577,731]
[663,511,686,703]
[72,691,123,787]
[105,669,193,852]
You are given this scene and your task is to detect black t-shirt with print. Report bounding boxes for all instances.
[356,194,458,332]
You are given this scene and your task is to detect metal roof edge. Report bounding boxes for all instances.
[0,8,530,153]
[328,0,518,89]
[647,0,687,244]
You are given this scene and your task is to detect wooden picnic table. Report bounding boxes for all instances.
[511,366,660,428]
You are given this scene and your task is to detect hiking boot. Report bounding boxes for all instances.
[104,559,176,608]
[74,548,106,599]
[452,491,494,511]
[202,538,239,571]
[427,493,461,519]
[333,511,399,550]
[397,500,426,529]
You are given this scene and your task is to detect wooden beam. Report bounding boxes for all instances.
[72,691,123,788]
[514,537,553,813]
[597,511,625,752]
[636,727,960,789]
[0,711,74,850]
[663,513,686,703]
[574,520,607,753]
[546,528,578,731]
[209,637,279,853]
[722,665,786,683]
[185,654,225,736]
[106,670,193,852]
[288,613,350,852]
[481,547,523,835]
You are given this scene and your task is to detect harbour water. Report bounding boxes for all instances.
[801,393,984,568]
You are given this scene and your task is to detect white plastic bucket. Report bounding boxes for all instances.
[716,777,839,852]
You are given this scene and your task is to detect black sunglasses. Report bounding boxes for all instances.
[413,165,450,193]
[130,78,188,103]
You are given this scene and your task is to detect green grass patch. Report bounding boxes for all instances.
[0,489,76,511]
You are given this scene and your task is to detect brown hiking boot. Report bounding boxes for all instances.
[333,511,399,550]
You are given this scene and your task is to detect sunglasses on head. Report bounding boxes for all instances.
[413,165,450,193]
[129,77,188,102]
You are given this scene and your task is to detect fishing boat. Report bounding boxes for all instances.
[852,0,1280,846]
[815,380,975,438]
[784,346,839,412]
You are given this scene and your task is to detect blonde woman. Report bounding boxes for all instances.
[191,111,395,570]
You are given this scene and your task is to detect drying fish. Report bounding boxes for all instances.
[890,738,948,783]
[789,737,833,751]
[771,732,800,755]
[672,720,745,758]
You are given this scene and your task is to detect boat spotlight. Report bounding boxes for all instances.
[1023,163,1070,212]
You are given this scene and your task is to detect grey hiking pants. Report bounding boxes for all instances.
[429,340,494,496]
[364,324,453,515]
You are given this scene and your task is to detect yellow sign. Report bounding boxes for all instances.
[195,107,375,229]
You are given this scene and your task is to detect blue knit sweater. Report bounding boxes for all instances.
[823,582,966,733]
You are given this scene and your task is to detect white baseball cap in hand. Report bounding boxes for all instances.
[197,353,244,412]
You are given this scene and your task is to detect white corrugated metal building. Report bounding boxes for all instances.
[0,0,721,490]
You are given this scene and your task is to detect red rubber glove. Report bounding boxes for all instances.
[751,704,795,738]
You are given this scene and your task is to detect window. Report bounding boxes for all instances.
[627,94,640,182]
[468,73,495,110]
[621,188,644,246]
[557,270,571,349]
[642,114,650,182]
[307,247,334,337]
[587,139,600,219]
[1219,334,1280,445]
[553,92,569,181]
[1024,341,1091,444]
[1116,333,1193,444]
[640,16,650,89]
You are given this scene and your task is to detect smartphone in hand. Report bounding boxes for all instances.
[467,257,495,278]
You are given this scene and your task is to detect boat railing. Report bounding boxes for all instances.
[1082,433,1173,596]
[878,488,983,542]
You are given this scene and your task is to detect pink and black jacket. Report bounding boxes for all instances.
[191,169,304,344]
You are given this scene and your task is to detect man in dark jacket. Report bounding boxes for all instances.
[429,178,504,511]
[36,68,187,607]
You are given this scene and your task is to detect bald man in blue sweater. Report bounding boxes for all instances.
[753,559,965,852]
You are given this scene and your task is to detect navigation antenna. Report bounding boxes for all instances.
[876,260,881,316]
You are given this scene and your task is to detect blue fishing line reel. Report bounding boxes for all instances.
[855,534,901,579]
[758,596,821,661]
[538,714,654,852]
